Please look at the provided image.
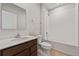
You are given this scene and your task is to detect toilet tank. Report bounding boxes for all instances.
[37,35,42,43]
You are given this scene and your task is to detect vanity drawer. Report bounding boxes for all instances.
[3,43,27,56]
[29,39,37,45]
[16,49,30,56]
[24,39,37,47]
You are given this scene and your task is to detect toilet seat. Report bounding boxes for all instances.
[40,42,52,50]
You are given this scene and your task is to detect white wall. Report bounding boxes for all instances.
[0,4,1,31]
[48,4,78,47]
[40,5,49,40]
[15,3,40,35]
[78,3,79,48]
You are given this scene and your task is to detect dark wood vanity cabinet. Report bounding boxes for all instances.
[0,39,37,56]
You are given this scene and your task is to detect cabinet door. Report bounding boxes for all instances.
[31,51,37,56]
[31,45,37,54]
[0,50,1,56]
[30,39,37,56]
[16,49,30,56]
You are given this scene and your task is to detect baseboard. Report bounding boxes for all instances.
[51,41,79,56]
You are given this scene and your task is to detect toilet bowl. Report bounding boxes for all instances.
[38,35,52,50]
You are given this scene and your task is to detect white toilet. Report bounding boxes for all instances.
[38,35,52,55]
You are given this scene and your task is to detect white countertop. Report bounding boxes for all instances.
[0,36,39,50]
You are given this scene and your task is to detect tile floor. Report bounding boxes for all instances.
[38,49,66,56]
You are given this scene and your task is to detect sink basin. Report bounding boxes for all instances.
[15,36,33,39]
[0,36,34,45]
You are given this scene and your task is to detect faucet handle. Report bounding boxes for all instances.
[15,33,21,38]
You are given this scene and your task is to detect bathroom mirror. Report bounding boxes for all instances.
[1,3,26,30]
[2,10,17,29]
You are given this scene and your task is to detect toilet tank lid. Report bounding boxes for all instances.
[40,42,52,46]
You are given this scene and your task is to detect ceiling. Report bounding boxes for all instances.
[43,3,64,10]
[43,3,75,11]
[14,3,64,10]
[14,3,75,12]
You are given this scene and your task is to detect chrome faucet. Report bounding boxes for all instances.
[15,33,21,38]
